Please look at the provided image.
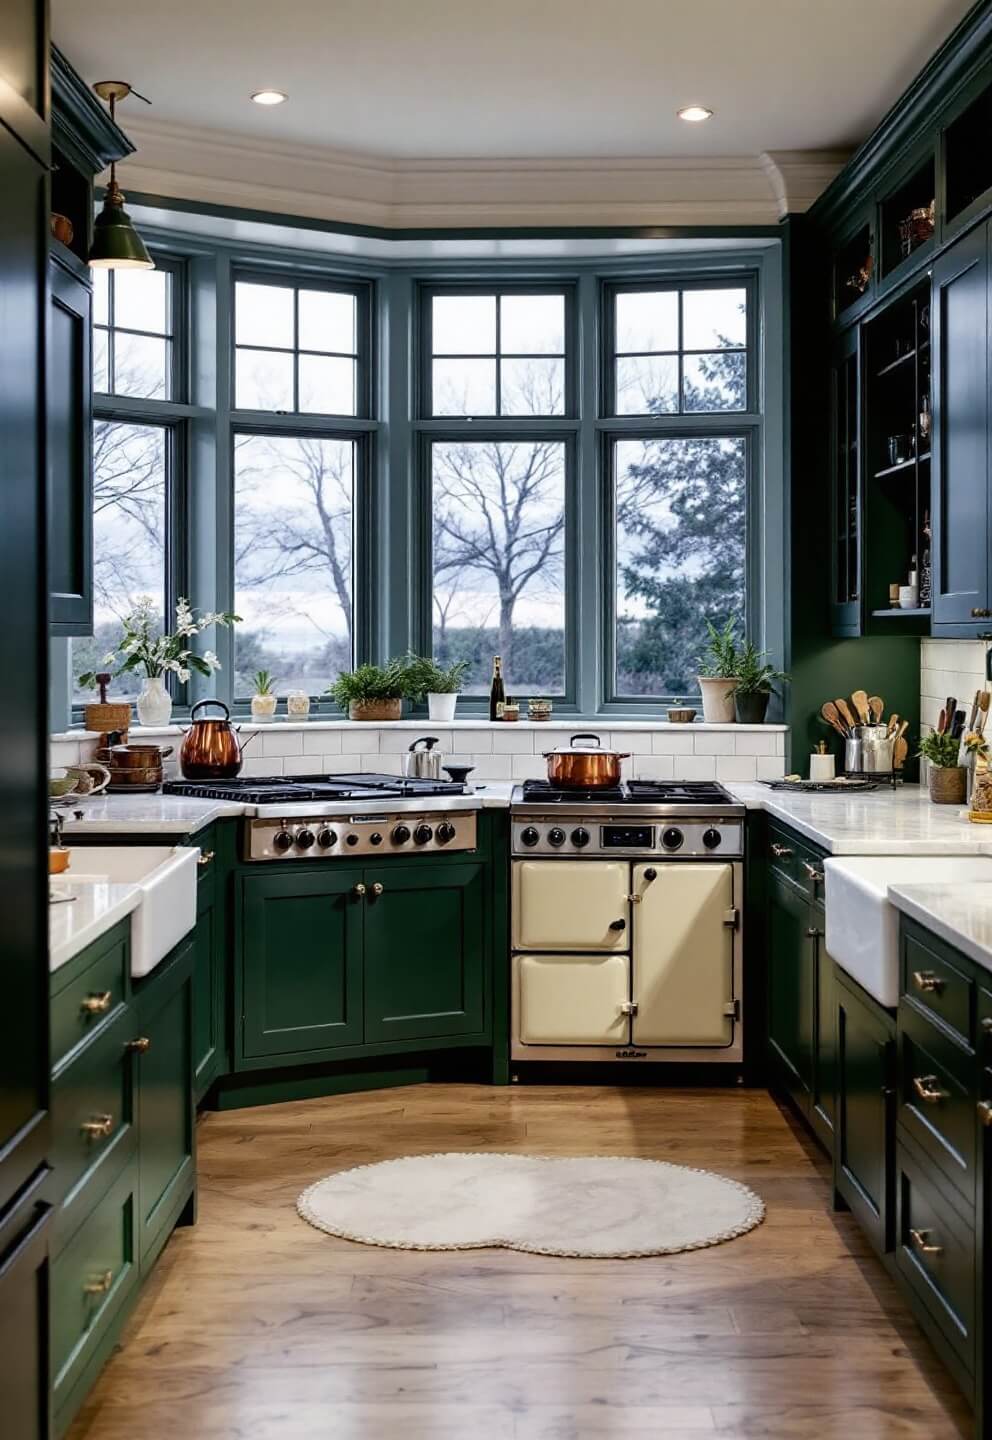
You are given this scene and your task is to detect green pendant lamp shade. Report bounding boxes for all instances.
[87,81,155,271]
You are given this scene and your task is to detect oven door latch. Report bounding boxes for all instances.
[723,999,740,1019]
[723,908,740,929]
[620,1000,639,1016]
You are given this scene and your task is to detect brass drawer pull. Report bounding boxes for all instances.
[770,843,793,858]
[801,861,824,882]
[80,991,113,1015]
[126,1036,151,1054]
[982,1017,992,1034]
[81,1114,114,1139]
[371,882,384,897]
[83,1269,114,1295]
[197,850,215,867]
[805,926,823,939]
[912,970,944,994]
[913,1074,949,1104]
[978,1100,992,1127]
[971,608,992,619]
[909,1228,944,1257]
[352,883,367,898]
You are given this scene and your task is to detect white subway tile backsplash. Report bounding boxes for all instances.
[693,733,734,755]
[51,740,81,769]
[475,754,512,780]
[635,755,675,781]
[756,756,787,780]
[492,729,535,753]
[242,756,283,777]
[335,753,364,773]
[510,753,548,780]
[304,730,341,754]
[261,730,305,757]
[651,732,695,755]
[452,729,493,753]
[674,756,717,780]
[715,755,758,782]
[734,732,777,756]
[608,731,654,755]
[282,755,318,776]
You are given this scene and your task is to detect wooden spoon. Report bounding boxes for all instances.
[868,695,884,724]
[894,736,909,770]
[835,698,857,733]
[820,702,849,738]
[887,713,900,738]
[851,689,871,725]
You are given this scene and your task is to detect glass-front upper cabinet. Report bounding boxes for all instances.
[830,327,861,635]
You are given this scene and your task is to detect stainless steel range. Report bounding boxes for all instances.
[510,778,745,1068]
[162,773,478,860]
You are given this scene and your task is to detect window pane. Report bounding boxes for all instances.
[683,351,746,412]
[235,281,294,348]
[235,348,294,410]
[432,440,566,695]
[432,294,496,355]
[113,331,169,400]
[299,353,355,415]
[114,268,170,335]
[616,290,678,353]
[615,354,678,415]
[500,356,565,416]
[682,288,746,350]
[432,357,496,416]
[93,268,109,326]
[299,289,356,354]
[500,294,564,354]
[614,436,746,696]
[93,329,109,392]
[234,434,354,696]
[70,422,167,704]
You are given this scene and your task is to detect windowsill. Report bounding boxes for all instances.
[53,717,788,742]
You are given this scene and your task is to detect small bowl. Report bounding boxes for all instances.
[443,764,475,784]
[667,707,697,724]
[50,770,79,797]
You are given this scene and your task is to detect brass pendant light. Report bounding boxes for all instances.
[89,81,154,270]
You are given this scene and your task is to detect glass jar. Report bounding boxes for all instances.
[286,690,311,719]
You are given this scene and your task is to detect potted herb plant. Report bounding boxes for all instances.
[728,640,788,724]
[250,670,278,721]
[405,654,470,722]
[696,618,740,724]
[78,596,239,727]
[327,658,417,721]
[919,729,967,804]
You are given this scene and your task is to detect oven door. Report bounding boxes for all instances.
[631,862,736,1047]
[516,953,631,1045]
[512,860,629,952]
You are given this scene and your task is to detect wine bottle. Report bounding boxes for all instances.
[489,655,505,721]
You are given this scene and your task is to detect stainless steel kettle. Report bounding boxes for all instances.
[405,736,441,780]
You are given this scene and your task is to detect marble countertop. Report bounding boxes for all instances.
[889,881,992,974]
[49,878,141,973]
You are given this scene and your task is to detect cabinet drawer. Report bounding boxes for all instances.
[902,926,974,1049]
[767,826,824,900]
[52,1006,136,1246]
[195,826,217,905]
[895,1141,976,1377]
[899,1006,977,1211]
[51,927,128,1072]
[52,1159,139,1419]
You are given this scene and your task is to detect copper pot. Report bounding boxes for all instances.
[180,700,248,779]
[542,733,631,789]
[96,743,173,792]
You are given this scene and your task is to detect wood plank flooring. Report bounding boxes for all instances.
[69,1084,971,1440]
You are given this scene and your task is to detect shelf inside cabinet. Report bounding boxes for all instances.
[873,453,930,480]
[876,349,918,379]
[944,79,992,226]
[880,158,936,279]
[870,607,931,618]
[833,224,873,318]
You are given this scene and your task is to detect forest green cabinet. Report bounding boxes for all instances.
[834,968,895,1257]
[192,841,228,1102]
[0,1174,52,1440]
[47,252,92,635]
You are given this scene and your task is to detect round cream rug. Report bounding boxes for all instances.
[297,1152,764,1258]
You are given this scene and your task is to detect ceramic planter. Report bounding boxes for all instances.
[929,764,966,805]
[697,676,736,724]
[349,698,403,721]
[136,675,172,727]
[427,691,458,722]
[734,691,770,725]
[250,693,278,721]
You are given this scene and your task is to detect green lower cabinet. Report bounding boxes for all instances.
[767,867,814,1111]
[811,908,836,1149]
[0,1176,52,1440]
[363,861,486,1044]
[834,967,895,1256]
[192,881,226,1102]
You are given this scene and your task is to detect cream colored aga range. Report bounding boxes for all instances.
[511,858,743,1064]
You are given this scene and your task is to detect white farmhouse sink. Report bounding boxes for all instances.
[58,845,199,978]
[824,856,992,1006]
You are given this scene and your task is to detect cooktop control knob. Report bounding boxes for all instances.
[369,832,383,846]
[273,830,293,852]
[413,823,433,845]
[570,827,590,848]
[392,824,411,845]
[317,828,337,849]
[295,828,315,850]
[547,827,566,847]
[520,826,540,847]
[662,826,684,851]
[702,827,722,850]
[436,822,456,845]
[345,833,359,847]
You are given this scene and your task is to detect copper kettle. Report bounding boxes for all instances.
[180,700,250,779]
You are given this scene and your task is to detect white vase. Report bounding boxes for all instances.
[251,693,278,721]
[136,674,173,727]
[427,691,458,722]
[697,676,736,724]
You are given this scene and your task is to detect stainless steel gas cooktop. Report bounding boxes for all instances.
[510,778,744,858]
[163,772,466,804]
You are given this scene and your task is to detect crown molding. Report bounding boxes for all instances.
[111,118,846,230]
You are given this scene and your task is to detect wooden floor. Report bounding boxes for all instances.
[69,1084,971,1440]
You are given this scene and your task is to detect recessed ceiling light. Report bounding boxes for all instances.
[251,89,288,106]
[677,105,713,123]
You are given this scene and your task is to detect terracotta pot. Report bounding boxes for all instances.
[697,676,736,724]
[928,765,966,805]
[349,698,403,721]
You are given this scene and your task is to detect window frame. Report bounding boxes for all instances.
[93,253,187,404]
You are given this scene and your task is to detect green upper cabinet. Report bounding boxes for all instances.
[363,861,486,1044]
[829,325,861,635]
[48,250,92,634]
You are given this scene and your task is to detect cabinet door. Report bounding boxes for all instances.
[512,860,629,951]
[932,221,991,630]
[811,916,837,1147]
[835,972,895,1256]
[192,886,225,1102]
[48,256,92,635]
[830,325,862,635]
[767,870,814,1112]
[364,861,486,1043]
[134,939,194,1269]
[0,1176,51,1440]
[0,0,47,140]
[240,868,364,1061]
[516,953,630,1046]
[631,862,734,1047]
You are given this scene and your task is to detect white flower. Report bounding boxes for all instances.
[101,651,117,665]
[177,668,191,684]
[202,650,221,672]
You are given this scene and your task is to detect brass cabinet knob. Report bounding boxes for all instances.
[912,1074,949,1104]
[197,850,215,867]
[126,1036,151,1054]
[352,883,367,898]
[370,882,384,897]
[977,1100,992,1127]
[83,1269,114,1295]
[912,970,944,994]
[909,1227,944,1256]
[80,990,113,1015]
[81,1114,114,1139]
[801,861,824,883]
[971,608,992,618]
[770,844,793,858]
[982,1017,992,1035]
